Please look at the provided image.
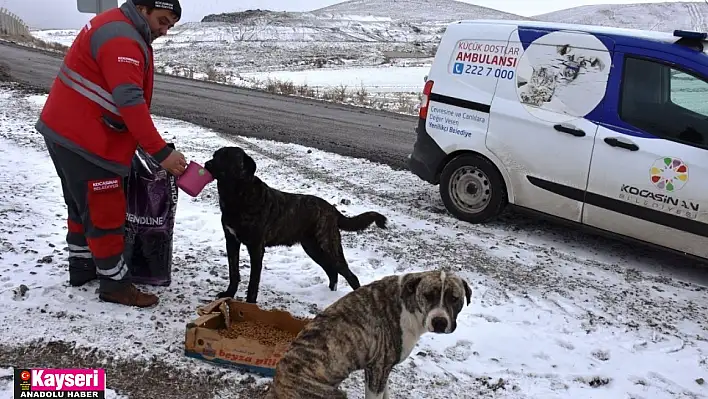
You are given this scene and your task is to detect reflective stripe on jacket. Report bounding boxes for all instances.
[36,1,171,176]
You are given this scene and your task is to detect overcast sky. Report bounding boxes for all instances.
[1,0,703,29]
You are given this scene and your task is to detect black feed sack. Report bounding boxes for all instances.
[123,144,179,286]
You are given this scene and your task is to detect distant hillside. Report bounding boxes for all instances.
[202,0,526,24]
[533,1,708,32]
[311,0,527,22]
[202,9,303,24]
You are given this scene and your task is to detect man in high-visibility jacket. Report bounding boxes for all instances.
[35,0,185,307]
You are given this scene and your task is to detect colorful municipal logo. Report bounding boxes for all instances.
[650,157,688,192]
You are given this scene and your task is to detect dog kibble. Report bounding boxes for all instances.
[218,320,298,347]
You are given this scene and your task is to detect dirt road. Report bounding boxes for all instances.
[0,41,419,169]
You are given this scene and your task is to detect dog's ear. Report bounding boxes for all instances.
[402,274,422,296]
[401,274,423,313]
[462,279,472,306]
[243,153,256,176]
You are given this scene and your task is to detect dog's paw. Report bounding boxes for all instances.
[329,281,338,291]
[216,290,235,299]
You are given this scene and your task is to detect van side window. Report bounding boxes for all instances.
[619,56,708,150]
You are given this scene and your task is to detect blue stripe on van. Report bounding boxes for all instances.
[514,23,708,65]
[514,24,708,139]
[516,27,553,51]
[516,26,615,52]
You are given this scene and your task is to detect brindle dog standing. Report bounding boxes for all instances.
[204,146,388,303]
[265,269,473,399]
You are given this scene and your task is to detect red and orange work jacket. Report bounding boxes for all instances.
[36,1,172,176]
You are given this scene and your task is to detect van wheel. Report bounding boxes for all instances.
[439,154,507,224]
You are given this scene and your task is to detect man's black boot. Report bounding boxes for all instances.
[69,258,97,287]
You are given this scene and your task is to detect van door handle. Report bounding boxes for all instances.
[604,137,639,151]
[554,124,585,137]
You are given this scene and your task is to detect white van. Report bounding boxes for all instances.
[408,19,708,260]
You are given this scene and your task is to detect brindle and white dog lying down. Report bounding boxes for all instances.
[265,269,472,399]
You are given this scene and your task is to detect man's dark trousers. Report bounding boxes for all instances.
[44,138,132,292]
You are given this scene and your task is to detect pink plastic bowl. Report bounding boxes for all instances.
[176,161,214,197]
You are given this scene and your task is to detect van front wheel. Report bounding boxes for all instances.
[439,154,507,224]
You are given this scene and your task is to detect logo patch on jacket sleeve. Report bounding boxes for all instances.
[117,56,141,67]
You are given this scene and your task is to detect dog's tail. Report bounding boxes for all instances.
[337,210,387,231]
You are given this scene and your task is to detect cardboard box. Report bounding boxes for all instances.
[184,297,310,376]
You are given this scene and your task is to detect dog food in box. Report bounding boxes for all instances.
[184,298,310,376]
[217,319,299,347]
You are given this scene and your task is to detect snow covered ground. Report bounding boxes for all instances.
[2,82,708,398]
[28,29,78,48]
[238,65,428,93]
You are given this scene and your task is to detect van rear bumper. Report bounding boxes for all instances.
[407,118,446,185]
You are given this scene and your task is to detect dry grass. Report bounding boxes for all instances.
[264,77,297,95]
[235,75,420,116]
[1,34,69,54]
[295,83,316,98]
[166,66,422,115]
[331,84,348,102]
[33,38,69,53]
[354,83,369,105]
[205,65,233,83]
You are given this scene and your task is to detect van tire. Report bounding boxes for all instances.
[439,153,507,224]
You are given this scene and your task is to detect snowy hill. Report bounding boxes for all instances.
[167,0,525,76]
[533,1,708,32]
[193,10,439,44]
[311,0,527,22]
[151,14,442,77]
[150,2,498,78]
